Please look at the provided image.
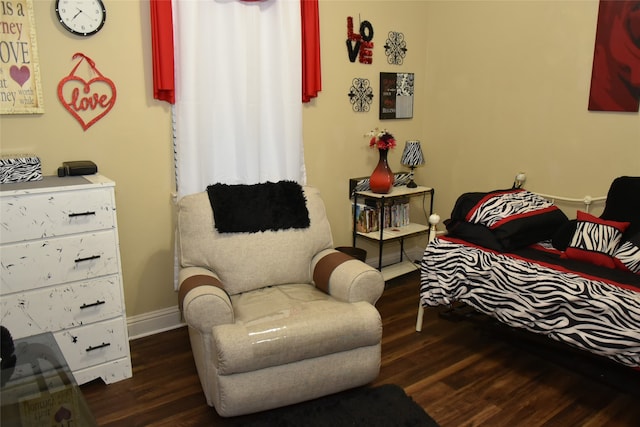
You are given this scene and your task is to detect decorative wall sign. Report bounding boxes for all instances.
[57,53,116,131]
[379,72,414,119]
[0,0,44,114]
[588,0,640,112]
[346,16,374,64]
[384,31,407,65]
[348,78,373,112]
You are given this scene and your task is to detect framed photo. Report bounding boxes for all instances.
[0,0,45,114]
[379,72,413,120]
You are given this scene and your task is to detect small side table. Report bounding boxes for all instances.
[1,332,97,426]
[352,185,434,280]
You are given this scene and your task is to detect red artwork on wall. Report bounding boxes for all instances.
[588,0,640,112]
[57,53,117,130]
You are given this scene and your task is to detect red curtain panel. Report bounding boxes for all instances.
[150,0,175,104]
[588,0,640,112]
[150,0,321,104]
[301,0,322,102]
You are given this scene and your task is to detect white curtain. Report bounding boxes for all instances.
[172,0,306,199]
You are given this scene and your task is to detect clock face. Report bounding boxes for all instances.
[55,0,106,36]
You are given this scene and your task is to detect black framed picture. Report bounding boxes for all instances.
[379,72,414,120]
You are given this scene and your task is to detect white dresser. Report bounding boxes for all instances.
[0,174,132,384]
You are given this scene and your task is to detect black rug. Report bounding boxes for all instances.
[223,384,439,427]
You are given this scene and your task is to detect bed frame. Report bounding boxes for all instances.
[415,190,606,332]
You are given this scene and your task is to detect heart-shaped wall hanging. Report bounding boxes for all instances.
[57,53,117,131]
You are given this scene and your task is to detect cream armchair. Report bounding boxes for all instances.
[177,184,384,417]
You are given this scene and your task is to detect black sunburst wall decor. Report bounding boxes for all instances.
[384,31,407,65]
[348,78,374,112]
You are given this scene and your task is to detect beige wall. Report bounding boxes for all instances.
[420,0,639,216]
[1,1,638,323]
[304,1,431,261]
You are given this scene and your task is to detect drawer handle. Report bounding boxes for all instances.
[80,300,106,309]
[86,342,111,352]
[69,211,96,218]
[74,255,101,263]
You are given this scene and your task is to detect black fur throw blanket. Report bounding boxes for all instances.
[206,181,310,233]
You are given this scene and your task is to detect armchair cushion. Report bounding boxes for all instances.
[214,284,381,375]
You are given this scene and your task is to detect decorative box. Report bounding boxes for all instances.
[0,155,42,184]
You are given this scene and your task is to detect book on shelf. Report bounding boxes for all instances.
[352,198,410,233]
[353,202,379,233]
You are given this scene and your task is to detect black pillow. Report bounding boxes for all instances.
[600,176,640,222]
[444,219,505,251]
[449,191,496,221]
[206,181,310,233]
[600,176,640,239]
[448,188,569,251]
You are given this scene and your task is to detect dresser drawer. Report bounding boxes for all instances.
[0,187,115,244]
[54,318,130,372]
[73,357,133,385]
[1,275,124,339]
[1,230,120,294]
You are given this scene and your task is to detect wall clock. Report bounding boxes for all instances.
[55,0,106,36]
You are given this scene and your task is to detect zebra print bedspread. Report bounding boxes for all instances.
[420,237,640,368]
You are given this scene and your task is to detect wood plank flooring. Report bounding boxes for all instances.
[81,271,640,426]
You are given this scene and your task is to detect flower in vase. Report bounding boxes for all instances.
[365,128,397,150]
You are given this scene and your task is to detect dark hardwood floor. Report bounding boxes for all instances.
[81,271,640,426]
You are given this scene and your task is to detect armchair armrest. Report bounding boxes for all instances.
[312,249,384,305]
[179,266,234,332]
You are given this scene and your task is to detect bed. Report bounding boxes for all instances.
[416,176,640,370]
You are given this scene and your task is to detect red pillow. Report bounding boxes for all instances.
[564,211,630,269]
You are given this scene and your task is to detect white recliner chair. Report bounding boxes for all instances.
[177,183,384,417]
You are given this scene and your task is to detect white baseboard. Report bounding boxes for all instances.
[127,305,185,341]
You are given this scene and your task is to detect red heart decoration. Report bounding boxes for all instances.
[10,65,30,87]
[58,75,116,131]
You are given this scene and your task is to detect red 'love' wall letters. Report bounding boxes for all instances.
[346,16,374,64]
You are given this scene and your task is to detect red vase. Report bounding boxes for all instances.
[369,148,394,193]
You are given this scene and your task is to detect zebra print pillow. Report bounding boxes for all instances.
[613,232,640,274]
[454,188,569,251]
[564,211,630,269]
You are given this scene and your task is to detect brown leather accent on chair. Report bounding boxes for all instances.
[179,275,224,312]
[313,251,355,294]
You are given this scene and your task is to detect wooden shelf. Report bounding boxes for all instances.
[356,222,429,242]
[355,185,433,199]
